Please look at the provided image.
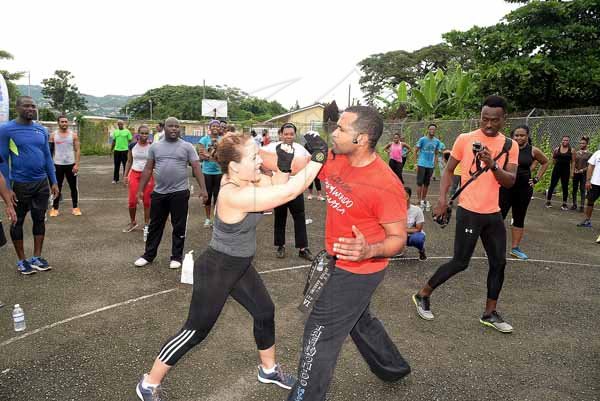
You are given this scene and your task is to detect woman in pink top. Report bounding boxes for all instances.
[384,133,411,183]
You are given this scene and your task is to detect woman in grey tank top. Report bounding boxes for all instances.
[136,133,329,400]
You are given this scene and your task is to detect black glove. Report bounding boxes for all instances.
[276,143,294,173]
[303,133,328,164]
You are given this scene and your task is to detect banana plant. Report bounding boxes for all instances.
[379,65,477,120]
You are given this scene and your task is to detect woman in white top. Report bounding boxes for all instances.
[124,125,154,240]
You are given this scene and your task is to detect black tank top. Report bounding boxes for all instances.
[516,143,533,185]
[553,146,572,166]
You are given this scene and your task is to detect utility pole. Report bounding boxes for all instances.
[347,84,351,108]
[28,71,31,96]
[149,99,153,121]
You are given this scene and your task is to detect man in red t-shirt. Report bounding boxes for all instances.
[287,106,410,401]
[412,95,519,334]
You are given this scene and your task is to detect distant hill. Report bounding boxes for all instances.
[17,85,137,117]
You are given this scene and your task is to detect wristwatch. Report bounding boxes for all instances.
[491,162,499,172]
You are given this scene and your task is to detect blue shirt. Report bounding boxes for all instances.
[199,135,222,175]
[0,120,57,186]
[416,136,441,168]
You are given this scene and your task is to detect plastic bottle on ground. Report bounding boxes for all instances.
[13,304,26,332]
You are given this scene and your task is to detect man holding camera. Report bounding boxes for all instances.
[412,96,519,333]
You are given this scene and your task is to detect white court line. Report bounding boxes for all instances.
[2,255,598,347]
[391,255,600,268]
[0,288,177,348]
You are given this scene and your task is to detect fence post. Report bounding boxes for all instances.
[525,108,536,127]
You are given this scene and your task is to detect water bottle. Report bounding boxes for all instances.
[13,304,26,332]
[305,218,313,225]
[181,251,194,285]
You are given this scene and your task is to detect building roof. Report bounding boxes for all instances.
[265,103,325,123]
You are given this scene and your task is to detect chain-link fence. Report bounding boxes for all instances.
[250,114,600,155]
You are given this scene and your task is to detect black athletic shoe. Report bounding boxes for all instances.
[298,248,314,261]
[560,204,569,211]
[276,246,285,259]
[570,204,578,210]
[418,249,427,261]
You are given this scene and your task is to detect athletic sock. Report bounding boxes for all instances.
[261,364,277,374]
[142,378,158,390]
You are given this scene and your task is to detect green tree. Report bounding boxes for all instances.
[41,70,87,114]
[443,0,600,110]
[0,50,25,119]
[377,65,478,120]
[38,107,57,121]
[122,85,286,121]
[358,43,463,104]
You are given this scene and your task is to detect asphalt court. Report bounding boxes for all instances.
[0,156,598,401]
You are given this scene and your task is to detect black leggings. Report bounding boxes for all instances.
[499,183,533,228]
[388,159,404,183]
[572,173,586,207]
[547,164,570,203]
[53,164,78,209]
[157,247,275,366]
[308,177,322,191]
[203,173,222,206]
[428,207,507,301]
[113,150,128,182]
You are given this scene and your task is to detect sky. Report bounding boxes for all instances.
[1,0,519,111]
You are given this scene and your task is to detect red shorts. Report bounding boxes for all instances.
[128,170,154,208]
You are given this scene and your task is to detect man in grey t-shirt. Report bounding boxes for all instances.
[134,117,208,269]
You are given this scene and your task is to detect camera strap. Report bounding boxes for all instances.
[450,137,512,203]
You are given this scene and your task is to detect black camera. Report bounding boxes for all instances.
[472,141,483,153]
[432,206,452,228]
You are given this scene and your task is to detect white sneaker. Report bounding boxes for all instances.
[143,225,149,242]
[203,218,212,228]
[425,201,431,211]
[307,194,313,200]
[134,257,150,267]
[317,195,326,201]
[419,200,425,210]
[169,260,182,269]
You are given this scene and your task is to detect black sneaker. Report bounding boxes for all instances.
[298,248,314,261]
[412,293,434,320]
[276,246,285,259]
[545,201,552,208]
[479,311,513,333]
[418,249,427,261]
[560,204,569,211]
[570,204,578,210]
